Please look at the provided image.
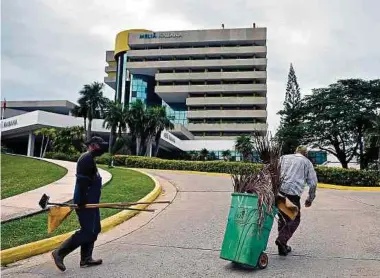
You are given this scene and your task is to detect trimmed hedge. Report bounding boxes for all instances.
[45,152,126,166]
[43,152,380,187]
[315,166,379,187]
[124,155,262,174]
[45,152,80,162]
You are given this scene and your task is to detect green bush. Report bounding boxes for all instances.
[315,166,380,187]
[124,155,262,174]
[95,154,127,166]
[45,152,80,162]
[96,153,112,165]
[43,153,380,187]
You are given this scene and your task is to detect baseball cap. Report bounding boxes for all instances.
[85,136,108,146]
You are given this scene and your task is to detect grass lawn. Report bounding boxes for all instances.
[1,154,68,199]
[1,167,155,250]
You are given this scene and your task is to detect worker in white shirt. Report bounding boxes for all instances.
[276,146,318,256]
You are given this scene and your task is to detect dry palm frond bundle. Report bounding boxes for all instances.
[230,132,282,234]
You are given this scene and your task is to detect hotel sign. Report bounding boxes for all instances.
[139,32,182,39]
[1,119,18,129]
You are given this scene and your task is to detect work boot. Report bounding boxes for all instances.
[52,237,78,272]
[275,240,288,256]
[80,258,103,268]
[286,245,292,253]
[80,242,103,268]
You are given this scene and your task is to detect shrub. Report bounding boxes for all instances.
[45,152,81,162]
[95,154,127,166]
[43,153,380,187]
[315,166,380,187]
[96,153,112,165]
[124,155,262,174]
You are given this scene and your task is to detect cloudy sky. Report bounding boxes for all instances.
[2,0,379,131]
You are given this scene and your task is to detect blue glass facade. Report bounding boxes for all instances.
[162,100,188,125]
[130,75,149,103]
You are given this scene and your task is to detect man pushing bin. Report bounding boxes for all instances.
[276,146,318,256]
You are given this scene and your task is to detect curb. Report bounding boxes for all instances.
[317,183,380,191]
[0,169,161,266]
[134,168,380,191]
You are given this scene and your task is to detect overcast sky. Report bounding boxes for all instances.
[2,0,379,131]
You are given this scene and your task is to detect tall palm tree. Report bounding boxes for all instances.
[103,101,124,153]
[77,82,108,140]
[235,135,253,162]
[151,106,174,157]
[125,99,146,155]
[71,99,88,134]
[34,128,56,157]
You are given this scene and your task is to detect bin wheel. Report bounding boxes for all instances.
[257,252,268,269]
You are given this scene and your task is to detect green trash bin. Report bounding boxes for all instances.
[220,193,277,269]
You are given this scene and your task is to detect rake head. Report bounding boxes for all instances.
[39,194,50,209]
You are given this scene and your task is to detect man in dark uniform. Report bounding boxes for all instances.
[52,136,108,272]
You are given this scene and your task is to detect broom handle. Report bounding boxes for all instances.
[48,201,170,208]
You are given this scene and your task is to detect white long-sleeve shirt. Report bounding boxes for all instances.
[279,153,318,202]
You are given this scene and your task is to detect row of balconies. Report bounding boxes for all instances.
[186,123,267,132]
[123,58,267,71]
[186,96,266,106]
[126,46,267,58]
[155,84,266,94]
[186,110,267,119]
[155,71,266,81]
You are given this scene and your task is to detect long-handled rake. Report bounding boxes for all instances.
[38,194,171,233]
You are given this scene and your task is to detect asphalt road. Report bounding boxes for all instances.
[3,170,380,278]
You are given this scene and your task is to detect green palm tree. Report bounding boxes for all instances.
[71,99,88,134]
[103,101,123,153]
[235,135,253,162]
[199,148,209,161]
[77,82,108,140]
[150,106,174,157]
[34,128,56,157]
[125,99,146,155]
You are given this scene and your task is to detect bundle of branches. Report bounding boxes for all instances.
[230,132,282,234]
[251,132,283,198]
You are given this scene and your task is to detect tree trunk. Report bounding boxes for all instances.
[145,137,153,157]
[42,138,49,158]
[136,137,141,156]
[359,133,365,170]
[337,152,349,169]
[83,118,87,134]
[108,131,114,154]
[153,130,162,157]
[87,120,92,141]
[40,135,45,158]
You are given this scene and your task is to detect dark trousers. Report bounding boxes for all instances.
[67,208,101,259]
[277,193,301,245]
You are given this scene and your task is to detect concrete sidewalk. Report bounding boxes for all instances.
[1,158,112,222]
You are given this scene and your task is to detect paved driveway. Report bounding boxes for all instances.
[2,170,380,277]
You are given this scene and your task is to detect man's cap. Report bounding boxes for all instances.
[85,136,108,146]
